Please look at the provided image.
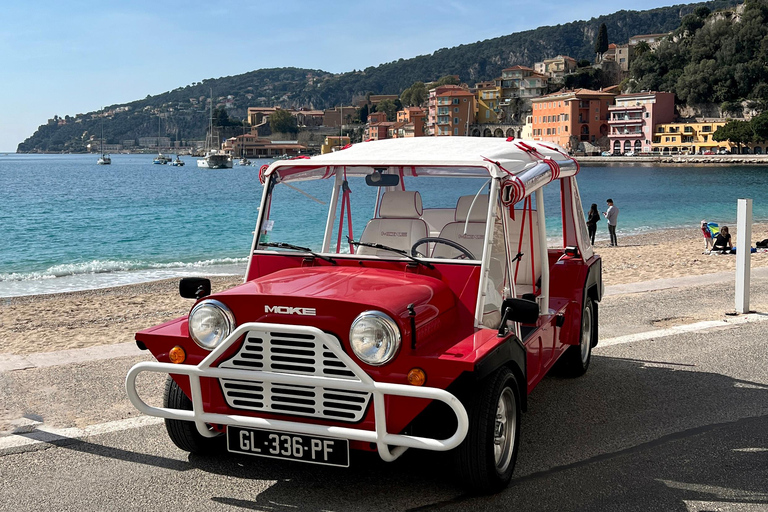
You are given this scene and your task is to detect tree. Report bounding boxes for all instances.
[401,81,427,106]
[751,111,768,141]
[433,75,460,87]
[376,99,398,121]
[594,23,609,61]
[269,109,298,135]
[713,119,753,152]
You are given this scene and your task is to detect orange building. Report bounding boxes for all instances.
[427,86,475,136]
[530,89,617,150]
[395,107,427,137]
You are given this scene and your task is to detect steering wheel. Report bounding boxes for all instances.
[411,237,475,260]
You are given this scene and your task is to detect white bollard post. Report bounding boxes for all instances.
[735,198,752,314]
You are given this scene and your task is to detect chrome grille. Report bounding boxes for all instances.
[218,329,371,422]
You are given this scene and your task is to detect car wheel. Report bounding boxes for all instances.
[560,298,594,377]
[454,367,521,494]
[163,376,224,454]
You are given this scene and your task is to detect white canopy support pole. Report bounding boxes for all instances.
[535,188,550,315]
[474,178,500,328]
[244,175,274,281]
[735,198,752,314]
[321,168,343,253]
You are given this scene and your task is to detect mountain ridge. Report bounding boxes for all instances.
[18,0,739,153]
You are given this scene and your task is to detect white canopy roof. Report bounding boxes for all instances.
[264,138,578,184]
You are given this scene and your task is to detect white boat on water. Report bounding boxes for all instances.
[197,151,233,169]
[171,155,185,166]
[196,88,233,169]
[238,157,251,166]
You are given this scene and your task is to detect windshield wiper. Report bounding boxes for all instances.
[260,242,337,265]
[347,237,434,269]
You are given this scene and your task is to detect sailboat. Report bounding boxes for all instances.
[153,114,171,164]
[197,90,233,169]
[97,110,111,165]
[238,117,251,166]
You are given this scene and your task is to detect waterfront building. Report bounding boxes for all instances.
[521,115,533,140]
[427,85,475,136]
[531,88,617,150]
[320,136,350,154]
[650,119,768,154]
[607,92,675,154]
[221,134,305,157]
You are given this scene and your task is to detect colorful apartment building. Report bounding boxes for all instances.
[364,111,392,141]
[495,66,548,100]
[607,92,675,154]
[427,85,475,136]
[475,83,501,123]
[395,107,427,137]
[531,88,617,149]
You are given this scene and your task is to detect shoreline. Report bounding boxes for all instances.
[2,223,768,356]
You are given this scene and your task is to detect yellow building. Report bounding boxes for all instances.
[476,86,501,123]
[321,135,351,154]
[652,120,731,154]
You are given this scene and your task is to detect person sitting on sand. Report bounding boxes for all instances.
[701,220,714,251]
[712,225,732,253]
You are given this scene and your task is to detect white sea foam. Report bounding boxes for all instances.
[0,259,248,298]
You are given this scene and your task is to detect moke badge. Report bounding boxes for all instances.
[265,305,317,316]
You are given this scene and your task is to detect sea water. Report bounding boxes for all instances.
[1,154,767,297]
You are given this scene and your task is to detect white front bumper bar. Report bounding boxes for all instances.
[126,322,469,462]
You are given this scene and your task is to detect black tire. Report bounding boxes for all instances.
[454,367,521,494]
[559,298,595,377]
[163,376,224,455]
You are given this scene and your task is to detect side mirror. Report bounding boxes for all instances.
[179,277,211,299]
[497,297,539,337]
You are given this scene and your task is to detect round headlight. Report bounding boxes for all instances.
[349,311,401,366]
[188,299,235,350]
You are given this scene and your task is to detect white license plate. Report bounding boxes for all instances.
[227,426,350,467]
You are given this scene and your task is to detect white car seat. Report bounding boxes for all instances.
[357,191,429,257]
[431,195,489,259]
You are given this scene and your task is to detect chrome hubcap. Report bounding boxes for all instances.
[493,388,516,471]
[580,303,592,364]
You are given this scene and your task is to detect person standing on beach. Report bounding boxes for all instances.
[603,199,619,246]
[587,203,600,245]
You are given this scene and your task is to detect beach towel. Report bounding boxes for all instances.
[706,222,719,237]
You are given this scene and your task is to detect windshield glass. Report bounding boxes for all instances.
[256,172,492,261]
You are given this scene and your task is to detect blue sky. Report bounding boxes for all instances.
[1,0,692,152]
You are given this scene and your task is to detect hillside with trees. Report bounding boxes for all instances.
[18,0,739,152]
[627,0,768,112]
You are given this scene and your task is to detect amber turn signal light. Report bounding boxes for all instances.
[407,368,426,386]
[169,346,186,364]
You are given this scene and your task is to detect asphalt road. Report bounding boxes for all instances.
[2,276,767,511]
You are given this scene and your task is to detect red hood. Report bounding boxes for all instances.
[217,266,454,322]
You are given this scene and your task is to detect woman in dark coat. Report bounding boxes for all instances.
[587,203,600,244]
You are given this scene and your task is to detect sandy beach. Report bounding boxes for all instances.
[2,223,767,356]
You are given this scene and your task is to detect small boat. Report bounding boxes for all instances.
[238,157,251,166]
[154,152,171,164]
[171,155,185,166]
[97,111,111,165]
